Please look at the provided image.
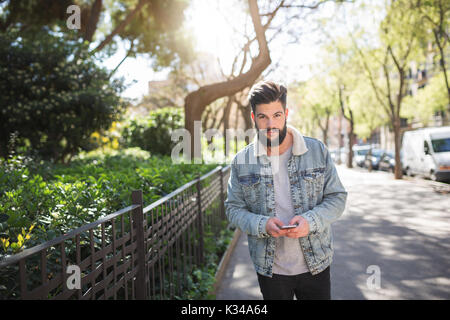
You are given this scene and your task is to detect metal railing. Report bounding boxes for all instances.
[0,165,231,300]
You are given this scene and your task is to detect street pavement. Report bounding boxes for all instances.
[215,165,450,300]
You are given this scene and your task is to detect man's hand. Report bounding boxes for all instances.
[265,217,289,238]
[285,216,309,238]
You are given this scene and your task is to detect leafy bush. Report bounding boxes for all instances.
[120,107,184,156]
[0,148,217,258]
[0,28,126,163]
[0,147,234,300]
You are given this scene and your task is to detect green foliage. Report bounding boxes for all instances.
[114,0,195,69]
[0,28,126,163]
[350,80,387,139]
[0,0,195,67]
[402,72,450,125]
[0,0,73,32]
[0,147,230,300]
[120,107,184,156]
[0,225,34,254]
[412,0,450,56]
[0,148,216,258]
[175,226,234,300]
[290,77,339,141]
[181,262,217,300]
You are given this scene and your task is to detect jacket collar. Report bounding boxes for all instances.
[253,124,309,158]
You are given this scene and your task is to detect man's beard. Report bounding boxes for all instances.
[255,120,288,148]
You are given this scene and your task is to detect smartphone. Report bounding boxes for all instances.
[280,224,298,230]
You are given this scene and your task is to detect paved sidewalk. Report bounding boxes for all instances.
[215,165,450,300]
[215,230,262,300]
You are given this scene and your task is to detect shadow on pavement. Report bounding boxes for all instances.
[333,178,450,300]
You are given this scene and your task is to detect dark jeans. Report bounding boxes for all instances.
[257,267,331,300]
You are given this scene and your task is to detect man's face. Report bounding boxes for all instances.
[251,101,288,147]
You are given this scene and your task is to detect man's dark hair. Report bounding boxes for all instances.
[248,80,287,114]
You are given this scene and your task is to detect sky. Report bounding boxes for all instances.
[102,0,384,102]
[102,42,168,102]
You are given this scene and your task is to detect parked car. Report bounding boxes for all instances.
[363,148,385,170]
[378,151,395,173]
[401,126,450,182]
[352,145,372,167]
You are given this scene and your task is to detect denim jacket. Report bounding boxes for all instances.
[225,125,347,277]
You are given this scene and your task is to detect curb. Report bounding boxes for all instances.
[210,228,242,296]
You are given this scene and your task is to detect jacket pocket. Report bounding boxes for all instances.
[238,174,261,205]
[301,167,325,198]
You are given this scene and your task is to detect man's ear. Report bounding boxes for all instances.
[251,111,255,122]
[285,108,289,119]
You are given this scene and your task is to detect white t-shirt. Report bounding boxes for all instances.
[269,145,309,275]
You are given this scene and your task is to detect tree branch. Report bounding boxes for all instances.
[383,47,396,120]
[108,39,135,79]
[260,0,352,14]
[350,33,389,113]
[91,0,149,54]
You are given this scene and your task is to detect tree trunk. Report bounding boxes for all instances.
[393,118,403,179]
[338,85,354,168]
[347,124,355,169]
[223,96,233,157]
[239,104,254,145]
[324,112,330,146]
[202,107,212,132]
[234,103,239,129]
[84,0,103,42]
[184,0,271,161]
[433,29,450,124]
[337,109,343,165]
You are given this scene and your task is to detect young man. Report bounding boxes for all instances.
[224,80,347,300]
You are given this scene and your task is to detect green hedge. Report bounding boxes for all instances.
[0,147,218,257]
[120,107,184,156]
[0,29,125,163]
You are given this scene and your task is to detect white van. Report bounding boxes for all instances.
[401,126,450,182]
